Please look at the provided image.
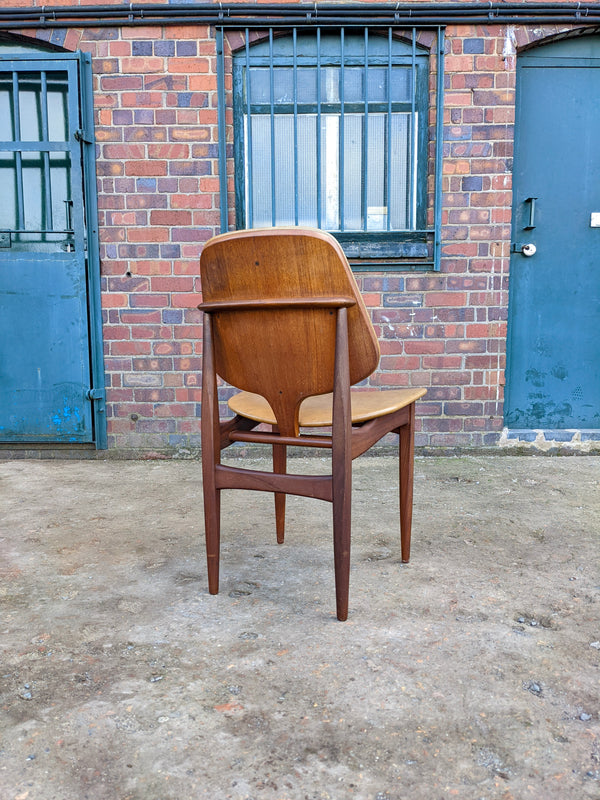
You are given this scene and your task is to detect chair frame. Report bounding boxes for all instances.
[200,295,418,622]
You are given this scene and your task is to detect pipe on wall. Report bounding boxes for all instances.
[0,3,599,29]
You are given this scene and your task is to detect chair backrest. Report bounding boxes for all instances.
[200,227,380,435]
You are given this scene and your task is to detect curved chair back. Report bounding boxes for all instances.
[200,228,379,435]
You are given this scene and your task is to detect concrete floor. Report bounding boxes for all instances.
[1,454,599,800]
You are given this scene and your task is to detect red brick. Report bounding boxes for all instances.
[404,340,445,355]
[369,372,410,387]
[173,387,202,402]
[422,418,463,432]
[101,294,128,308]
[128,294,170,308]
[110,341,152,356]
[130,325,164,340]
[447,341,489,356]
[121,57,165,74]
[189,75,218,92]
[150,210,193,226]
[128,228,169,243]
[425,293,468,308]
[125,128,167,143]
[155,403,196,418]
[121,310,162,324]
[134,389,176,403]
[432,371,472,386]
[379,356,421,371]
[422,356,463,369]
[126,195,169,210]
[150,276,194,292]
[125,160,168,177]
[171,194,213,209]
[147,144,190,159]
[168,57,210,74]
[171,293,202,308]
[145,75,189,92]
[174,357,202,371]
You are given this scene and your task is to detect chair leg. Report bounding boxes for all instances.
[398,402,416,564]
[332,451,352,622]
[332,306,352,621]
[201,311,221,594]
[203,483,221,594]
[272,426,286,544]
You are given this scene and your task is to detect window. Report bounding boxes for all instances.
[231,28,433,267]
[0,65,72,251]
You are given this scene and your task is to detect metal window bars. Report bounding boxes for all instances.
[219,25,444,270]
[0,65,77,249]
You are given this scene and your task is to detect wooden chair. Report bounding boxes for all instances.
[199,227,426,621]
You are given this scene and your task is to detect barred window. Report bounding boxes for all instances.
[232,28,432,267]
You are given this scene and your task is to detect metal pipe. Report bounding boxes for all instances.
[433,27,445,272]
[386,27,392,233]
[293,26,298,226]
[339,27,345,232]
[316,26,322,228]
[1,2,596,14]
[409,27,416,231]
[244,28,253,227]
[216,27,228,233]
[0,3,598,29]
[1,17,598,30]
[11,72,25,231]
[40,71,54,233]
[362,27,368,233]
[268,28,276,226]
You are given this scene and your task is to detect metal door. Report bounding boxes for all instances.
[505,36,600,430]
[0,52,105,445]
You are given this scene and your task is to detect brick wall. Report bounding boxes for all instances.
[3,8,584,452]
[88,24,219,452]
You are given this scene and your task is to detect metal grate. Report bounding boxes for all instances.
[0,62,78,251]
[217,25,444,270]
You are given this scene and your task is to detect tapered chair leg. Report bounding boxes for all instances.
[201,311,222,594]
[203,484,221,594]
[332,306,352,621]
[272,427,286,544]
[332,459,352,622]
[398,402,416,564]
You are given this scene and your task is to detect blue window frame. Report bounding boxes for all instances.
[217,26,444,270]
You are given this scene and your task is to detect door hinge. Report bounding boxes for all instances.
[86,388,105,401]
[75,128,93,144]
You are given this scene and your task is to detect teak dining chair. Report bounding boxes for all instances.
[199,227,426,621]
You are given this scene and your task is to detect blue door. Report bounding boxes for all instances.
[0,52,105,445]
[505,36,600,430]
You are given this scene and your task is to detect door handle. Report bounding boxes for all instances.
[524,197,537,230]
[511,242,537,256]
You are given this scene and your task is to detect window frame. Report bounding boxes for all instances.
[217,25,445,271]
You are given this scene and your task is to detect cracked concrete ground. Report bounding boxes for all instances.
[0,454,599,800]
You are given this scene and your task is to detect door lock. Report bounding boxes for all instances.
[511,242,537,257]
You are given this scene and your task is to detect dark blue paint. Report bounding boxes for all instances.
[0,52,104,445]
[505,37,600,429]
[0,255,92,441]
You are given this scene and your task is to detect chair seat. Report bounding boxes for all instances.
[229,388,427,427]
